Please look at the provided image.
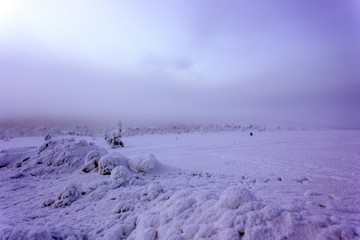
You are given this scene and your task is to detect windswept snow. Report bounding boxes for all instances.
[0,129,359,239]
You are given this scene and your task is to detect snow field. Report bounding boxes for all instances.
[0,130,359,239]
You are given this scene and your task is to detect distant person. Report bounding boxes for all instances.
[250,132,253,136]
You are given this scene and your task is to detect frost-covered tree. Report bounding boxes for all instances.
[104,121,124,148]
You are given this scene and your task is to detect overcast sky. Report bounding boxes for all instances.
[0,0,359,128]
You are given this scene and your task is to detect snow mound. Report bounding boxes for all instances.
[111,165,132,181]
[19,139,106,175]
[81,148,108,173]
[44,183,82,208]
[218,187,257,209]
[98,152,129,175]
[128,153,158,174]
[0,147,36,169]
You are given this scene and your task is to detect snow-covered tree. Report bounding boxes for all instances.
[104,121,124,148]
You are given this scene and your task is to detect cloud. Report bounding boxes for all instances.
[0,0,359,128]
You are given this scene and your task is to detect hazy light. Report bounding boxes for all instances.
[0,0,359,128]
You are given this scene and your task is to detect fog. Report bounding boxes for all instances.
[1,0,359,128]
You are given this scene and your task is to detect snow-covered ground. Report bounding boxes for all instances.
[0,129,359,239]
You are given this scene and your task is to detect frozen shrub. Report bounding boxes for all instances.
[111,166,132,181]
[98,152,129,175]
[44,134,51,141]
[77,139,88,146]
[55,183,81,208]
[44,183,82,208]
[21,139,106,175]
[81,149,108,173]
[128,154,158,174]
[105,120,124,148]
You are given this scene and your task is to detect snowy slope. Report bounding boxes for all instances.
[0,129,359,239]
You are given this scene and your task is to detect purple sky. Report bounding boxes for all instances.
[0,0,359,128]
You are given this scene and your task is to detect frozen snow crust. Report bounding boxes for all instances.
[1,133,360,239]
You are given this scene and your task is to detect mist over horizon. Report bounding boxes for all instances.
[1,1,359,129]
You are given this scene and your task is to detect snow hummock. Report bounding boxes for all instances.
[218,187,257,209]
[98,152,129,175]
[0,147,35,169]
[14,139,105,176]
[128,153,158,174]
[44,183,82,208]
[111,166,132,181]
[81,149,108,173]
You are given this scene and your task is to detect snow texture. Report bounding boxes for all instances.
[81,148,108,173]
[128,154,158,174]
[0,147,35,169]
[0,129,359,239]
[43,183,82,208]
[15,139,107,176]
[98,152,129,175]
[111,166,132,181]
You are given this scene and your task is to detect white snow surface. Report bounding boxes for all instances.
[0,129,359,239]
